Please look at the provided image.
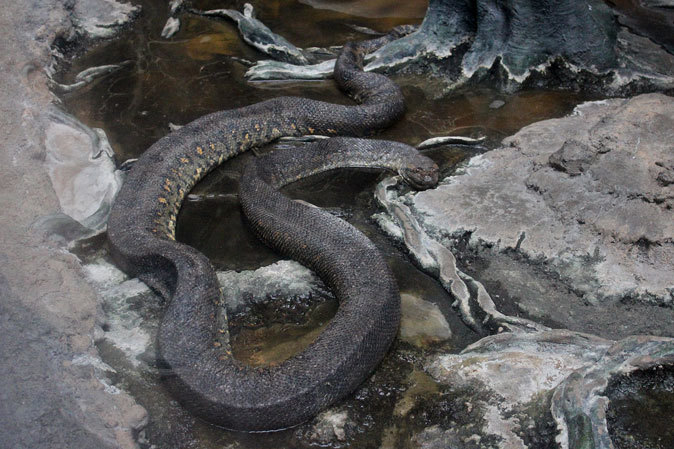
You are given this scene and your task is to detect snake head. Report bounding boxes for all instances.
[399,156,439,190]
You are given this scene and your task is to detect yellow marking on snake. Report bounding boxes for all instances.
[180,157,189,163]
[197,146,203,155]
[158,197,167,204]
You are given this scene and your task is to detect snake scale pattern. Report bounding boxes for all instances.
[107,26,439,431]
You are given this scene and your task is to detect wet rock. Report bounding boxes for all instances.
[489,99,505,109]
[551,336,674,449]
[0,1,145,447]
[195,3,310,65]
[370,1,674,94]
[241,0,674,95]
[246,58,335,80]
[159,0,184,38]
[402,94,674,307]
[547,139,595,176]
[429,330,611,404]
[73,0,139,39]
[216,260,328,313]
[83,257,332,367]
[375,176,547,335]
[83,259,153,367]
[31,212,99,244]
[416,135,486,150]
[612,0,674,54]
[424,330,613,449]
[51,61,133,93]
[308,409,350,442]
[44,108,123,233]
[160,17,180,39]
[0,281,149,449]
[399,293,452,347]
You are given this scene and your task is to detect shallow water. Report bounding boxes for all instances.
[57,0,618,447]
[607,367,674,449]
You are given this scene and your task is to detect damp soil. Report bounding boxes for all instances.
[56,0,617,448]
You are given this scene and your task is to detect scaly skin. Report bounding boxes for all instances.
[107,27,424,431]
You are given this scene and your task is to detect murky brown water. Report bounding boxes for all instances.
[56,1,626,448]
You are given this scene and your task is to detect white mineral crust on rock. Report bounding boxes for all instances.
[73,0,139,39]
[44,112,123,231]
[405,94,674,305]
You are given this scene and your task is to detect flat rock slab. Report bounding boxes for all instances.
[407,93,673,306]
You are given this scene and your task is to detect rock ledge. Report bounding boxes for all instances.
[405,93,673,306]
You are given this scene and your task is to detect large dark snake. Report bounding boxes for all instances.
[107,28,439,431]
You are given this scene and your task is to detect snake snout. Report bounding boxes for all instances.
[400,159,439,190]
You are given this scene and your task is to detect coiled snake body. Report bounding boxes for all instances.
[107,28,438,431]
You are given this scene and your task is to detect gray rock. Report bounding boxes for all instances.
[240,1,674,96]
[551,335,674,449]
[424,330,674,449]
[160,17,181,39]
[83,258,329,365]
[375,176,547,335]
[0,275,147,449]
[73,0,139,39]
[489,99,505,109]
[83,259,153,367]
[404,93,674,306]
[246,58,335,81]
[308,409,349,442]
[416,135,486,149]
[216,259,328,313]
[399,293,452,346]
[0,1,145,447]
[51,61,133,93]
[423,330,611,449]
[44,108,123,233]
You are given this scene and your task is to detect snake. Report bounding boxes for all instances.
[107,26,439,431]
